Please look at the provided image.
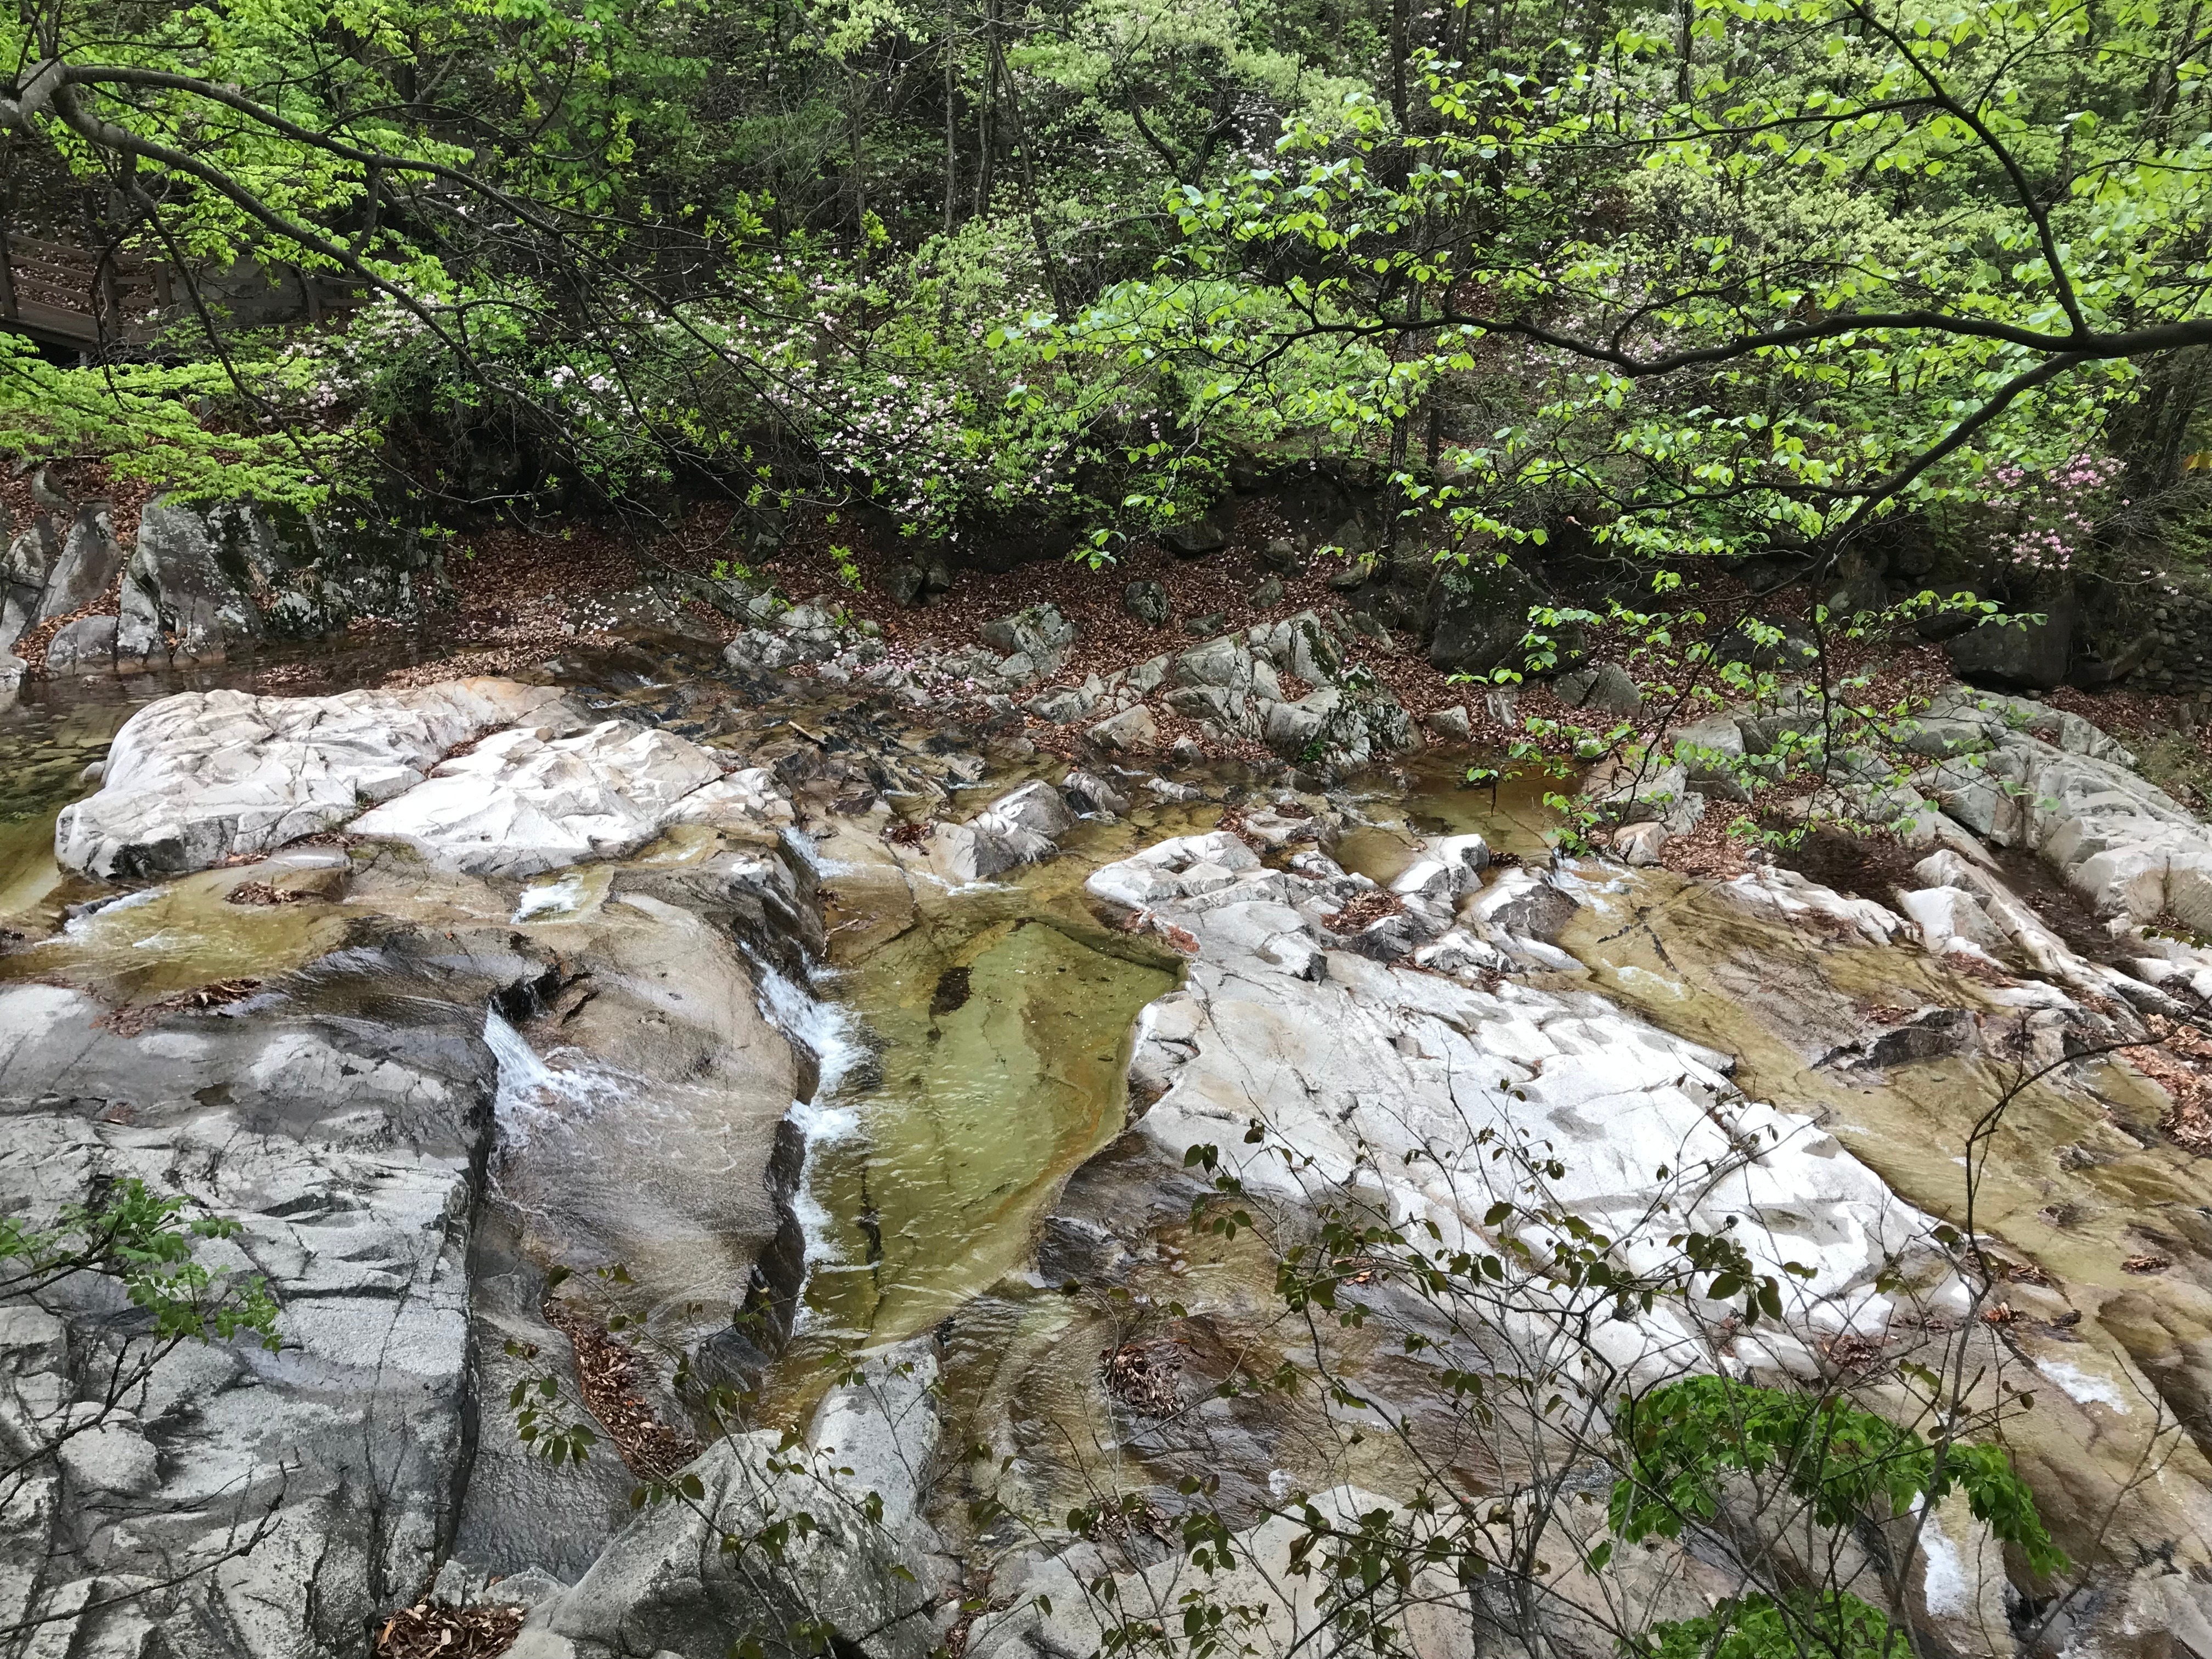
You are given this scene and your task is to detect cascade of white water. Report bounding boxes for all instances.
[482,1004,625,1146]
[749,959,867,1297]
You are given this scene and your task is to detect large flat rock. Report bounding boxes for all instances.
[351,719,789,878]
[1086,832,1960,1383]
[55,678,566,879]
[55,679,797,885]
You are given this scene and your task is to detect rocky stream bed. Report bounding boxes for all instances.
[6,624,2212,1659]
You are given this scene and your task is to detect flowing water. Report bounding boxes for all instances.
[755,810,1201,1420]
[754,757,1573,1505]
[769,757,2212,1571]
[13,654,2209,1584]
[0,681,146,927]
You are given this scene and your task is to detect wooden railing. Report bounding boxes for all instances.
[0,226,169,348]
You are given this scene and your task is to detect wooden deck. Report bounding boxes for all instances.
[0,228,167,349]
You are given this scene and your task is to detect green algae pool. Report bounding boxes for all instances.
[759,807,1192,1416]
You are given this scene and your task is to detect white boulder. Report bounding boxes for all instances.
[55,679,565,879]
[1090,830,1956,1383]
[351,720,786,877]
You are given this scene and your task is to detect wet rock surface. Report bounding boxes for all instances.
[10,650,2212,1659]
[54,680,567,878]
[0,670,837,1658]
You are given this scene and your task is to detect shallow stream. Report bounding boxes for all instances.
[10,661,2212,1593]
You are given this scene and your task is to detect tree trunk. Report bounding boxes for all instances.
[974,0,997,218]
[943,0,957,235]
[989,30,1062,315]
[849,68,868,268]
[1447,0,1476,65]
[1390,0,1410,127]
[1675,0,1693,103]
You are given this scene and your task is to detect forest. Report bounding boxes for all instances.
[5,0,2209,613]
[12,4,2212,1659]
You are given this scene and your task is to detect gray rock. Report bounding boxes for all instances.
[1585,758,1695,827]
[1087,704,1159,752]
[1329,682,1418,763]
[509,1433,936,1659]
[432,1558,494,1607]
[54,680,569,879]
[57,1420,161,1495]
[1946,592,2077,691]
[43,613,116,675]
[496,1568,572,1611]
[41,503,125,618]
[885,564,928,607]
[806,1336,943,1539]
[114,554,165,669]
[1823,1005,1982,1070]
[1671,713,1758,800]
[125,496,281,663]
[723,610,851,670]
[1159,517,1228,556]
[1062,770,1131,816]
[508,1336,943,1659]
[1023,685,1094,724]
[1250,573,1285,608]
[1911,692,2212,932]
[1708,620,1821,674]
[1258,537,1299,571]
[928,780,1077,881]
[1124,653,1171,695]
[1181,608,1228,636]
[1613,820,1669,865]
[0,958,506,1659]
[969,1488,1451,1659]
[724,628,804,671]
[1082,830,1946,1383]
[1556,659,1643,716]
[1,514,59,652]
[571,585,721,642]
[1241,803,1334,852]
[1174,635,1255,692]
[1262,690,1335,755]
[1322,513,1374,558]
[980,778,1075,840]
[1166,683,1241,730]
[351,720,792,878]
[1249,610,1340,684]
[1426,705,1471,742]
[1833,544,1890,604]
[1426,558,1551,677]
[979,604,1075,667]
[1122,579,1171,628]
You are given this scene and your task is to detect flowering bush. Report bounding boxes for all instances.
[1982,452,2128,575]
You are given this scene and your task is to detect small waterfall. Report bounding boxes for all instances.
[779,824,861,879]
[752,961,870,1100]
[483,1005,622,1145]
[60,886,159,939]
[748,958,870,1306]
